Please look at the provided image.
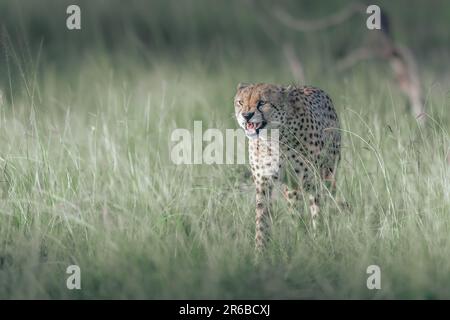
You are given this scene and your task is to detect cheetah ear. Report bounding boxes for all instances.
[237,82,250,91]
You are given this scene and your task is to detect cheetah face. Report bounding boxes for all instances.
[234,83,284,139]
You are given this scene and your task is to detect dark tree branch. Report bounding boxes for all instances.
[272,2,366,32]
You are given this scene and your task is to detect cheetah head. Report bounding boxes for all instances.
[234,83,286,139]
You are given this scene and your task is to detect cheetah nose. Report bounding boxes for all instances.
[242,112,254,121]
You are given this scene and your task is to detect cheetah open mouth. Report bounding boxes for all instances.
[245,121,267,136]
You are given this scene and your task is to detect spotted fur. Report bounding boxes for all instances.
[234,83,341,252]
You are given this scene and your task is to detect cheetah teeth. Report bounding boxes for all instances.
[246,122,262,130]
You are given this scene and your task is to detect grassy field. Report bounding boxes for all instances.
[0,0,449,299]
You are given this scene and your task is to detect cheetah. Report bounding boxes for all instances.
[234,83,341,251]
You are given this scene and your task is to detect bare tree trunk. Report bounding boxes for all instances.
[283,43,306,84]
[270,3,426,124]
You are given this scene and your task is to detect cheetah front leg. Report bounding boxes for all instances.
[249,136,280,253]
[254,176,273,252]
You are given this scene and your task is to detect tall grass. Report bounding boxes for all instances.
[0,0,449,298]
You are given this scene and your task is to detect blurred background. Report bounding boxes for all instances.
[1,0,449,86]
[1,0,449,121]
[1,0,449,58]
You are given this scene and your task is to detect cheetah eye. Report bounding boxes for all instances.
[237,100,244,107]
[257,100,267,110]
